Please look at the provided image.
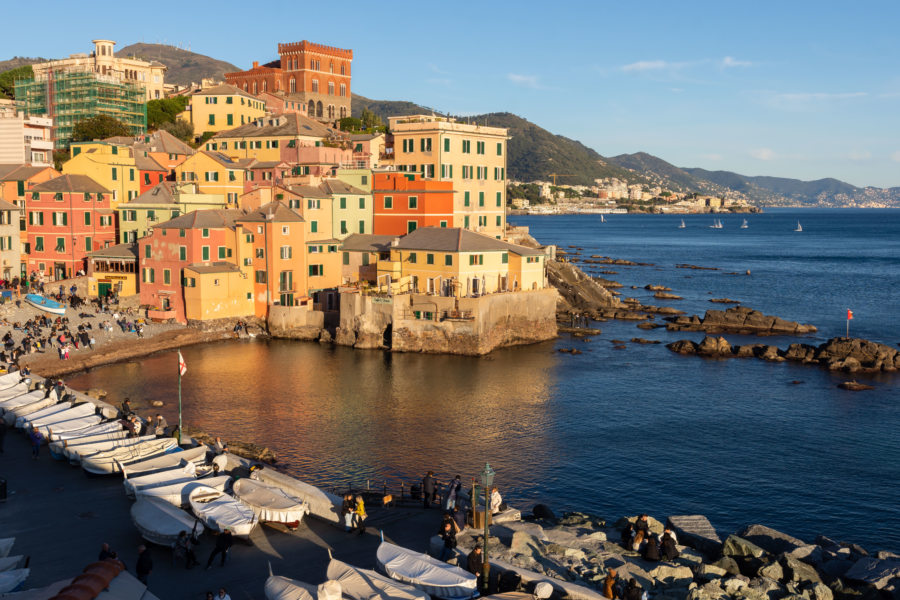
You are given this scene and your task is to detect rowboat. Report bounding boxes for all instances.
[25,402,97,435]
[41,414,103,439]
[0,383,30,404]
[136,476,232,508]
[328,556,429,600]
[376,540,478,600]
[15,401,72,429]
[233,478,310,528]
[63,434,156,463]
[48,420,123,443]
[189,485,258,538]
[0,568,29,593]
[24,293,65,316]
[0,538,13,558]
[82,438,178,475]
[130,497,205,547]
[1,391,51,426]
[124,462,199,498]
[265,566,340,600]
[0,555,24,573]
[0,372,24,391]
[120,445,208,478]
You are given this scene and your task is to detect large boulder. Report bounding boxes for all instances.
[494,522,548,546]
[510,530,541,556]
[667,339,698,355]
[779,555,822,585]
[667,515,723,557]
[696,564,729,581]
[697,336,733,356]
[713,557,741,576]
[649,564,694,587]
[723,535,768,559]
[737,525,806,556]
[843,557,900,589]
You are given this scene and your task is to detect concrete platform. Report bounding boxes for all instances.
[0,431,445,599]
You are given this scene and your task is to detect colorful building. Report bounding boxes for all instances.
[372,172,454,236]
[117,182,227,243]
[0,199,23,279]
[0,100,53,166]
[64,141,145,208]
[26,174,116,280]
[224,40,352,121]
[182,262,254,322]
[103,130,194,172]
[135,153,168,194]
[206,113,341,163]
[86,242,138,297]
[387,115,508,237]
[0,164,61,254]
[174,151,251,205]
[177,84,267,137]
[339,233,392,285]
[320,178,372,239]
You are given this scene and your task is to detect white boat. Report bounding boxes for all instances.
[15,401,72,429]
[0,555,24,573]
[679,219,686,229]
[233,478,310,528]
[136,476,232,508]
[130,497,205,547]
[0,383,30,404]
[0,568,29,593]
[327,556,430,600]
[49,420,123,443]
[741,219,749,229]
[189,485,258,538]
[376,540,478,600]
[63,434,156,463]
[0,372,24,391]
[265,568,341,600]
[600,215,606,223]
[1,392,51,426]
[0,538,13,559]
[709,219,723,229]
[82,438,178,475]
[124,462,200,498]
[795,221,803,232]
[120,445,208,478]
[25,402,96,434]
[41,414,103,439]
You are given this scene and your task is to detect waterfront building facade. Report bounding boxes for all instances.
[177,84,267,137]
[86,242,138,297]
[0,199,23,278]
[372,172,454,236]
[208,113,341,163]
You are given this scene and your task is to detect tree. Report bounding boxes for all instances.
[0,65,33,100]
[147,96,190,130]
[339,116,363,132]
[360,108,382,130]
[160,119,194,142]
[71,115,130,142]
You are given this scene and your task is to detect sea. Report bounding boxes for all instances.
[66,208,900,551]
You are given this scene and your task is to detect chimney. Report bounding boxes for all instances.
[252,61,259,68]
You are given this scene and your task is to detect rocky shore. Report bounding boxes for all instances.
[665,307,817,336]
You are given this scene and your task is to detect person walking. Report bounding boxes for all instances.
[135,545,152,585]
[422,471,436,509]
[29,426,43,459]
[445,475,462,510]
[341,494,355,532]
[206,529,233,569]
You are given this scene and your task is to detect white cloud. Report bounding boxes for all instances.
[427,63,448,75]
[507,73,541,89]
[622,60,670,72]
[722,56,752,68]
[750,148,776,160]
[891,151,900,163]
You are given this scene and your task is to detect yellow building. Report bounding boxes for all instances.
[178,84,267,138]
[183,262,255,322]
[174,151,251,205]
[86,242,138,297]
[64,142,144,207]
[207,112,341,162]
[117,182,228,243]
[370,227,545,297]
[388,115,508,237]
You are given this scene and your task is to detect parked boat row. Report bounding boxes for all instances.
[0,538,29,594]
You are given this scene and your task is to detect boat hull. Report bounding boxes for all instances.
[24,294,65,316]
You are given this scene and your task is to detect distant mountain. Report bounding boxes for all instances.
[684,168,857,199]
[0,57,44,72]
[116,43,239,87]
[352,95,645,187]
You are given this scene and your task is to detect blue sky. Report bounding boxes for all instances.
[5,0,900,187]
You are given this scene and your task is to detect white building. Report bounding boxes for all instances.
[0,100,53,166]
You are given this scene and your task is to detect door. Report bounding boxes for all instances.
[54,263,66,281]
[279,293,294,306]
[98,283,111,298]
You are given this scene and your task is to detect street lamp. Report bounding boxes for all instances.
[480,463,495,594]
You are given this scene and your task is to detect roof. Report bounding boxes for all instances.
[0,164,54,182]
[247,160,287,170]
[0,199,21,212]
[213,112,338,140]
[238,202,305,223]
[199,151,254,169]
[127,181,178,205]
[287,184,331,199]
[154,209,244,230]
[194,83,258,101]
[101,136,135,145]
[321,179,368,195]
[348,133,382,141]
[148,130,194,156]
[340,234,395,253]
[31,174,110,194]
[393,227,545,256]
[185,261,242,274]
[133,153,167,171]
[87,242,138,260]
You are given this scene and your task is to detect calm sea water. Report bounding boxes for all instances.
[66,209,900,551]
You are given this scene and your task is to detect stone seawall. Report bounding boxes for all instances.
[267,305,325,340]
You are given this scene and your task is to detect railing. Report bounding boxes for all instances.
[441,309,474,321]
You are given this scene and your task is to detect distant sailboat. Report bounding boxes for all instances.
[679,219,686,229]
[794,221,803,232]
[600,215,606,223]
[710,219,723,229]
[741,219,749,229]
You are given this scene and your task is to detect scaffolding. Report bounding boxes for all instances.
[15,70,147,149]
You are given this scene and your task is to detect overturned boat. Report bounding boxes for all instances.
[189,485,258,538]
[130,496,205,547]
[327,555,430,600]
[82,437,178,475]
[136,475,232,508]
[233,478,310,529]
[376,540,478,600]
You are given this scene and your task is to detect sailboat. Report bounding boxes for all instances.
[740,219,748,229]
[794,221,803,232]
[710,219,723,229]
[678,219,686,229]
[600,215,606,223]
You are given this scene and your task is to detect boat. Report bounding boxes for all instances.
[327,556,430,600]
[120,445,208,478]
[795,221,803,232]
[63,434,156,463]
[265,566,341,600]
[189,485,258,538]
[741,219,749,229]
[48,428,129,461]
[136,476,232,508]
[376,540,478,600]
[24,293,66,316]
[0,372,24,391]
[41,414,103,439]
[15,401,72,429]
[130,497,205,547]
[0,568,29,593]
[1,391,50,425]
[0,555,24,573]
[233,478,310,529]
[123,462,200,498]
[81,437,178,475]
[25,402,97,435]
[709,219,723,229]
[0,538,13,559]
[679,219,686,229]
[600,215,606,223]
[0,383,30,404]
[48,420,123,443]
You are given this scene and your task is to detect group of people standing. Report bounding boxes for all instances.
[340,494,367,535]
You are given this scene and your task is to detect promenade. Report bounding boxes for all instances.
[0,432,442,599]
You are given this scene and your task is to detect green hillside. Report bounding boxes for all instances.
[116,43,239,87]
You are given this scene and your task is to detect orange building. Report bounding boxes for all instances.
[224,40,352,121]
[372,172,454,236]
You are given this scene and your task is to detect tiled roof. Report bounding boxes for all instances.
[393,227,544,255]
[201,151,254,169]
[0,199,21,212]
[321,179,367,195]
[248,160,287,169]
[340,234,395,253]
[87,242,138,259]
[0,164,54,182]
[148,130,194,155]
[212,112,337,140]
[287,184,331,199]
[31,174,110,194]
[185,261,242,274]
[126,181,178,205]
[133,153,167,171]
[238,201,305,223]
[154,209,244,230]
[194,83,259,101]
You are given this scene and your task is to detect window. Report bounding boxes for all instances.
[163,269,171,285]
[462,140,471,153]
[55,237,65,252]
[443,138,450,152]
[280,246,292,259]
[464,216,470,228]
[426,253,434,265]
[408,252,417,264]
[408,196,417,209]
[179,246,186,260]
[84,237,92,252]
[328,245,338,253]
[226,96,233,104]
[342,252,350,265]
[111,168,117,181]
[281,226,289,235]
[255,270,267,283]
[358,197,365,209]
[340,83,346,97]
[444,254,453,266]
[479,192,484,207]
[464,191,470,207]
[202,228,210,238]
[279,271,293,292]
[497,142,503,155]
[310,221,317,233]
[129,169,135,181]
[179,229,186,237]
[440,220,448,228]
[502,252,508,264]
[496,192,502,206]
[469,254,484,266]
[208,114,215,126]
[361,175,368,185]
[384,196,392,209]
[340,220,347,234]
[358,220,365,234]
[308,265,323,276]
[202,246,210,261]
[218,246,227,259]
[407,221,417,233]
[476,141,485,154]
[339,197,346,209]
[35,237,43,252]
[496,215,502,226]
[420,138,432,152]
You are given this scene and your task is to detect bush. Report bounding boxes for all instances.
[147,96,190,130]
[72,115,129,142]
[159,119,194,142]
[0,65,33,100]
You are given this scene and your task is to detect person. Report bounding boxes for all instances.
[603,569,619,599]
[213,437,225,455]
[136,545,152,585]
[466,543,483,575]
[490,487,503,514]
[341,494,355,532]
[206,529,233,569]
[660,531,679,561]
[445,475,462,510]
[641,534,660,562]
[98,542,115,561]
[175,530,199,569]
[631,529,645,552]
[0,417,6,453]
[121,417,137,438]
[155,414,168,436]
[623,578,642,600]
[132,416,144,437]
[121,398,133,418]
[662,526,678,545]
[205,593,214,600]
[620,522,634,549]
[353,495,367,535]
[29,426,43,459]
[422,471,436,509]
[217,588,232,600]
[634,515,650,536]
[438,520,457,562]
[451,505,467,531]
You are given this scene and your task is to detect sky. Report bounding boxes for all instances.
[4,0,900,188]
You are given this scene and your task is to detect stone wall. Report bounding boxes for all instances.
[267,305,325,340]
[334,293,393,349]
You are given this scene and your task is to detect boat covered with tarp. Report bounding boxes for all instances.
[233,478,310,528]
[265,568,341,600]
[82,438,178,475]
[376,540,478,600]
[121,445,208,478]
[136,475,232,508]
[326,556,430,600]
[189,485,258,538]
[15,401,71,429]
[130,497,204,546]
[123,462,200,498]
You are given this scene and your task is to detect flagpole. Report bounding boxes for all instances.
[178,348,183,446]
[846,316,849,339]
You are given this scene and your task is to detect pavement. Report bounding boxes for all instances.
[0,431,446,600]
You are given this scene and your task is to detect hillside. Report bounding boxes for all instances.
[352,95,645,186]
[116,43,239,86]
[0,57,44,72]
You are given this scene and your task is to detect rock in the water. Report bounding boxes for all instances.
[779,555,822,585]
[495,522,548,546]
[723,535,768,558]
[737,524,806,556]
[808,582,834,600]
[667,515,724,557]
[696,564,729,581]
[837,380,875,391]
[697,336,733,356]
[843,556,900,589]
[151,400,164,407]
[722,576,750,596]
[532,504,557,522]
[667,339,698,355]
[86,388,107,399]
[758,562,784,581]
[713,557,741,576]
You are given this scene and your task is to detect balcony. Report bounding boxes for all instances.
[147,308,177,321]
[28,139,53,151]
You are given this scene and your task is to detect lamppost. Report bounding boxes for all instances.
[480,463,495,595]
